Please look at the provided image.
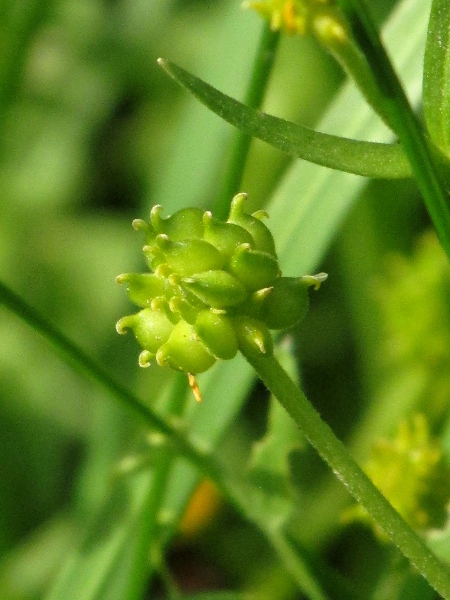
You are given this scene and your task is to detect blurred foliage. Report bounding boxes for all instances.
[0,0,449,599]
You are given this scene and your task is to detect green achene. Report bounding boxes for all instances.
[116,193,327,396]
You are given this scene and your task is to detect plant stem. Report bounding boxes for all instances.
[335,0,450,258]
[244,351,450,600]
[0,278,332,598]
[321,28,396,132]
[214,23,280,219]
[0,279,216,472]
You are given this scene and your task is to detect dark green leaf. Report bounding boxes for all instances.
[158,58,411,179]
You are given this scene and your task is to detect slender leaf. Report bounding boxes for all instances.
[46,473,156,600]
[423,0,450,155]
[158,58,411,179]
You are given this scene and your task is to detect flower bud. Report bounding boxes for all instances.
[244,0,339,38]
[116,195,326,381]
[182,270,248,308]
[156,320,216,374]
[194,310,238,360]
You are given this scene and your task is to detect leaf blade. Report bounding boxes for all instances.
[158,58,411,179]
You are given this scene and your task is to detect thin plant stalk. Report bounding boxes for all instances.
[0,279,207,466]
[328,39,395,131]
[335,0,450,258]
[244,351,450,600]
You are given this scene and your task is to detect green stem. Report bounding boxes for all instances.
[0,279,332,598]
[0,279,216,473]
[321,27,396,132]
[244,351,450,600]
[335,0,450,259]
[214,23,280,219]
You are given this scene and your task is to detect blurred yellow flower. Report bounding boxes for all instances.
[244,0,334,36]
[344,414,450,537]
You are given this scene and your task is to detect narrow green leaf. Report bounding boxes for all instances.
[423,0,450,155]
[45,473,156,600]
[158,58,411,180]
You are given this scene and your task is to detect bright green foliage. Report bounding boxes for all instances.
[345,414,450,536]
[117,193,326,374]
